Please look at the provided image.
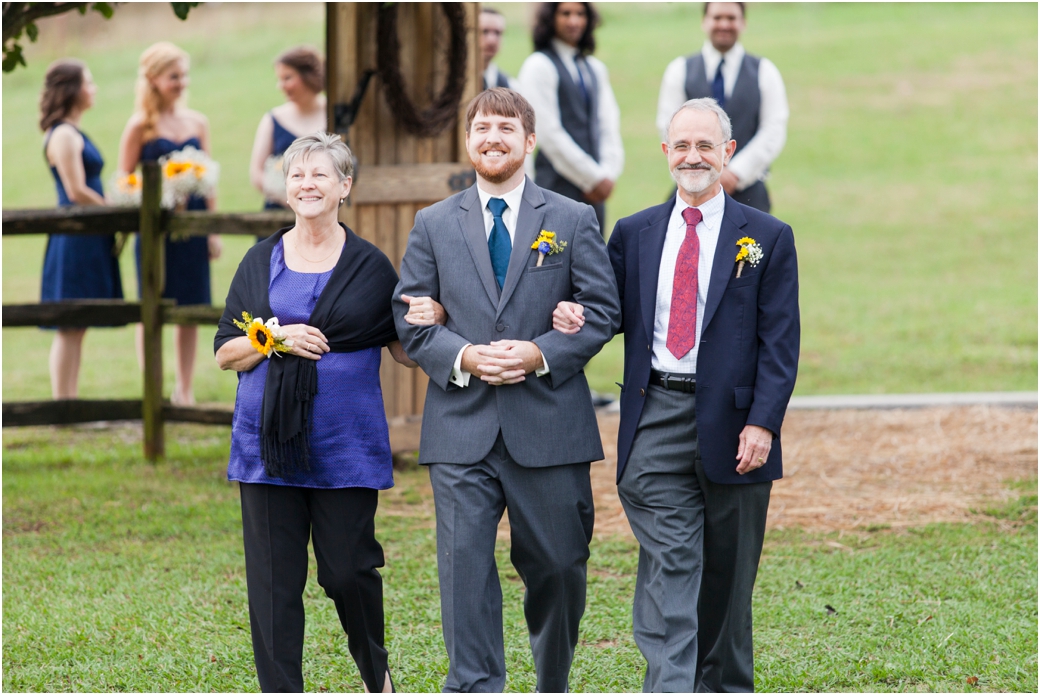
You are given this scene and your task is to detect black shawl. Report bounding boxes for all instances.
[214,225,399,478]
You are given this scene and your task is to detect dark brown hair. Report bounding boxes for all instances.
[276,46,325,94]
[39,58,86,131]
[465,87,536,136]
[532,2,600,57]
[703,2,746,17]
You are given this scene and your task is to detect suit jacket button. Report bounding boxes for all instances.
[496,323,506,332]
[640,388,646,397]
[647,344,651,351]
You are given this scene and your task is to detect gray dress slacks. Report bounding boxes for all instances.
[618,385,771,693]
[428,434,595,693]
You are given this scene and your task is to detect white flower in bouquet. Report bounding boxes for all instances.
[262,155,287,202]
[160,145,219,208]
[108,147,220,210]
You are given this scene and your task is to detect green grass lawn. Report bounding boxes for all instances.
[3,424,1036,692]
[2,3,1037,401]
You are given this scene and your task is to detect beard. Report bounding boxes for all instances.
[471,150,525,184]
[671,163,720,196]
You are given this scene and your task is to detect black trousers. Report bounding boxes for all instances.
[240,483,389,693]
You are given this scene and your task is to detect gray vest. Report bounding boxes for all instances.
[685,52,760,156]
[534,48,600,202]
[482,65,512,91]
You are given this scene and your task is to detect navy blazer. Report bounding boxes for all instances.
[607,193,800,485]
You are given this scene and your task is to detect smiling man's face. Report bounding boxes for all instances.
[466,111,536,186]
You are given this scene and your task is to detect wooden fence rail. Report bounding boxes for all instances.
[1,161,294,459]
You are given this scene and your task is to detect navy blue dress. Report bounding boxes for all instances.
[40,123,124,305]
[262,114,299,211]
[226,239,394,490]
[133,137,211,306]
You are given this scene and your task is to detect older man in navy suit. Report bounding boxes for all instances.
[556,97,798,692]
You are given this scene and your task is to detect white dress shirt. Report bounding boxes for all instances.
[517,38,625,192]
[483,62,518,91]
[651,186,727,374]
[656,41,788,191]
[449,178,550,387]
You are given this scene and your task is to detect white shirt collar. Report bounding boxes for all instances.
[670,184,726,231]
[477,177,526,217]
[702,40,745,65]
[551,37,580,59]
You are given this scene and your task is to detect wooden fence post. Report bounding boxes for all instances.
[139,161,165,460]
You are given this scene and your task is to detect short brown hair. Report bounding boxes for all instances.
[276,46,324,94]
[703,2,745,17]
[465,87,536,135]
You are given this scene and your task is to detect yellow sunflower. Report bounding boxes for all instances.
[247,320,275,356]
[164,161,193,178]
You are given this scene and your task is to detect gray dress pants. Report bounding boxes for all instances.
[618,385,771,693]
[428,434,595,693]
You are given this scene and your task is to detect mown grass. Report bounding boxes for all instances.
[3,425,1036,692]
[2,3,1037,401]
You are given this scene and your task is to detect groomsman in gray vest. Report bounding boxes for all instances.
[393,88,620,693]
[519,2,624,236]
[656,2,788,212]
[480,7,518,91]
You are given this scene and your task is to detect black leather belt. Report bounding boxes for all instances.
[649,369,696,393]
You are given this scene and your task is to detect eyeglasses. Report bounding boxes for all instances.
[668,141,728,155]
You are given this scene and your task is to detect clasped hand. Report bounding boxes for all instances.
[280,323,330,361]
[462,341,542,385]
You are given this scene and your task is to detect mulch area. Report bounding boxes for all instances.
[383,406,1038,538]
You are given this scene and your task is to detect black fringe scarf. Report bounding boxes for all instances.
[215,225,400,479]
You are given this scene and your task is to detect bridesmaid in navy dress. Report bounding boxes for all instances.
[39,59,123,399]
[118,41,222,406]
[249,46,327,210]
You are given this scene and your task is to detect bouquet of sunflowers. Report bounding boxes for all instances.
[109,145,220,209]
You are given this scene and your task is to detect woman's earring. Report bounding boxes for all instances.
[340,198,346,204]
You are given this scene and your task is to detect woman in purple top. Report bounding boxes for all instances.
[215,133,443,694]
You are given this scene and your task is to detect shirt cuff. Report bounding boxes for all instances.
[450,344,472,387]
[535,351,550,377]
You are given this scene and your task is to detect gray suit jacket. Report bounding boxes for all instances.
[393,179,621,467]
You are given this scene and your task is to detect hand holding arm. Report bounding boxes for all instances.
[552,301,585,334]
[401,294,448,326]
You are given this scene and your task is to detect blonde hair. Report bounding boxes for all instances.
[134,42,189,142]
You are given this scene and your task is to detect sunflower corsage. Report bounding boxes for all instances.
[531,230,568,267]
[734,237,763,278]
[233,312,293,358]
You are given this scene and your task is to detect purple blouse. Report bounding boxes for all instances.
[227,240,394,489]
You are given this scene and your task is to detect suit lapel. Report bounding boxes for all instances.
[496,179,545,316]
[638,201,673,346]
[458,185,501,306]
[700,195,748,333]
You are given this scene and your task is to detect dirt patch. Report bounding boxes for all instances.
[383,406,1038,538]
[592,405,1038,537]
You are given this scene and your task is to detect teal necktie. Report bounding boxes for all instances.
[487,197,511,289]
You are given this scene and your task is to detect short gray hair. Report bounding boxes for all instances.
[668,97,732,143]
[282,131,354,181]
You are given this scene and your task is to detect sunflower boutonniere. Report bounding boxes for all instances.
[734,237,763,278]
[233,311,293,358]
[531,230,567,267]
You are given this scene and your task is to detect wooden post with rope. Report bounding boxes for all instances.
[326,3,481,443]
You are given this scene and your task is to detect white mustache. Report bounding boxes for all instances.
[676,164,712,171]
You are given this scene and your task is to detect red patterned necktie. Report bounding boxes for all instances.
[666,206,703,360]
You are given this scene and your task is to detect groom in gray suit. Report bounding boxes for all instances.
[393,87,620,693]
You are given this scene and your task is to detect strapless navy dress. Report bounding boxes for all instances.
[263,114,299,211]
[133,137,211,306]
[40,123,123,306]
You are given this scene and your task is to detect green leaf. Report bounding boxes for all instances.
[2,44,26,73]
[92,3,115,19]
[25,22,38,43]
[170,2,199,21]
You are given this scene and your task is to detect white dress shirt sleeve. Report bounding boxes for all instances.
[726,56,789,190]
[518,52,608,193]
[656,56,689,142]
[589,56,624,182]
